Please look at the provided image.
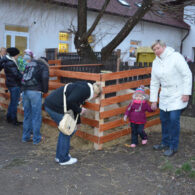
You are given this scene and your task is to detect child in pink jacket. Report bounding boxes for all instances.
[124,85,154,148]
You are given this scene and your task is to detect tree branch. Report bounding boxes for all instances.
[101,0,153,60]
[82,0,111,41]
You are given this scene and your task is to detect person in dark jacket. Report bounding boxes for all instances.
[0,47,23,125]
[124,85,154,148]
[44,81,101,165]
[21,51,49,145]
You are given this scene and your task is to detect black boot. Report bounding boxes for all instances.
[12,118,23,126]
[6,116,13,123]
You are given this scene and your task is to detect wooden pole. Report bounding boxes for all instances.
[94,80,105,150]
[116,49,121,84]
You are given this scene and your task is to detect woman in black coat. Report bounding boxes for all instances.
[0,47,23,125]
[44,81,101,165]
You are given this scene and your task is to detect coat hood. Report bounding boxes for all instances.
[156,47,175,61]
[37,58,49,67]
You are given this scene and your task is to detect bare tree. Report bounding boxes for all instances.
[72,0,194,62]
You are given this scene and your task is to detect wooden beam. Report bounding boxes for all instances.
[75,130,99,143]
[49,64,103,69]
[83,102,100,111]
[54,69,101,81]
[81,116,99,128]
[48,59,61,65]
[99,128,131,144]
[102,78,151,94]
[101,67,151,81]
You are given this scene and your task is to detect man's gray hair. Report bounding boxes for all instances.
[151,40,166,50]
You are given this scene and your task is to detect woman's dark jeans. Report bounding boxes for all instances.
[160,109,181,150]
[44,106,76,163]
[7,86,21,121]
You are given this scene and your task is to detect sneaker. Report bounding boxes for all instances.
[130,144,136,148]
[142,140,147,145]
[55,154,71,163]
[153,144,169,150]
[59,157,78,165]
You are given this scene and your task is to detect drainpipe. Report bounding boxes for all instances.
[180,28,190,54]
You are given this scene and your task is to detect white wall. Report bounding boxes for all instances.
[183,6,195,61]
[0,0,186,60]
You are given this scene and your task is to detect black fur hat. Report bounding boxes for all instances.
[7,47,20,57]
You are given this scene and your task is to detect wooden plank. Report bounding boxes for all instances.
[0,92,10,99]
[54,69,101,81]
[99,110,160,132]
[99,117,160,144]
[101,89,150,107]
[49,64,103,69]
[0,73,6,78]
[145,117,161,128]
[99,128,131,144]
[75,130,99,143]
[102,78,151,94]
[100,106,126,119]
[101,67,151,81]
[101,93,132,107]
[0,102,24,115]
[100,105,159,119]
[42,117,57,127]
[83,102,100,111]
[100,118,125,132]
[81,116,99,128]
[48,59,61,65]
[0,83,7,88]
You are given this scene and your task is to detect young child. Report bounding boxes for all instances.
[124,85,154,148]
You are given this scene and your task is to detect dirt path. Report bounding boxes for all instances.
[0,109,194,195]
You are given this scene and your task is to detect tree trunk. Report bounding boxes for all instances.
[74,0,97,63]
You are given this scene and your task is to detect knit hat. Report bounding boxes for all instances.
[7,47,20,57]
[24,49,34,58]
[132,85,149,100]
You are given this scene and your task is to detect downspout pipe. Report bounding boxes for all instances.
[180,28,190,54]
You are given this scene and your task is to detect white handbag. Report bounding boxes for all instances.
[58,84,79,135]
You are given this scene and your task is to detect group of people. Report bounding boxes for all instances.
[0,47,49,145]
[124,40,192,157]
[0,39,193,166]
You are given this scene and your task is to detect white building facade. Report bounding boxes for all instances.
[0,0,191,61]
[183,6,195,62]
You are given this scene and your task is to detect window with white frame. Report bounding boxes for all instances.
[4,25,29,56]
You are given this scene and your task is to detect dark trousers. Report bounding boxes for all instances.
[7,86,21,121]
[160,109,181,150]
[130,123,147,145]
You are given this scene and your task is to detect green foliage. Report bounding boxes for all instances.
[181,162,192,173]
[189,170,195,178]
[160,161,174,172]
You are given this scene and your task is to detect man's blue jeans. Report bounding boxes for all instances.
[44,106,75,163]
[7,86,21,121]
[160,109,181,150]
[22,90,42,144]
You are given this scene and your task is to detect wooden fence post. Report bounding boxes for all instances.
[94,80,105,150]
